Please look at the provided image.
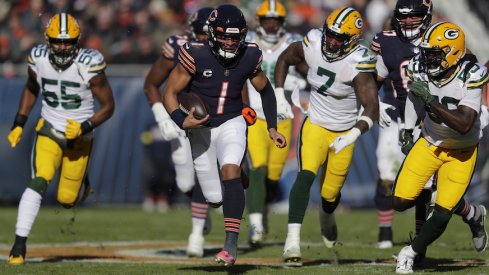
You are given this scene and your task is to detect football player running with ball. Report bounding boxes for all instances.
[143,7,214,258]
[244,0,306,247]
[7,13,115,265]
[275,7,379,265]
[394,22,488,274]
[162,4,286,266]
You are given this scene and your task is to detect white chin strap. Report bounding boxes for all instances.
[324,52,340,61]
[218,48,237,59]
[402,25,423,40]
[427,67,443,77]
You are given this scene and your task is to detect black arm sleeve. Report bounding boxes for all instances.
[259,80,277,129]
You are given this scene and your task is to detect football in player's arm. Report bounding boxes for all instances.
[162,4,285,267]
[275,7,378,265]
[7,13,114,265]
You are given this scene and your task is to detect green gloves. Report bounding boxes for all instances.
[407,81,436,105]
[400,129,414,155]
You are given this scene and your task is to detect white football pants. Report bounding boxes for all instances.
[188,116,247,205]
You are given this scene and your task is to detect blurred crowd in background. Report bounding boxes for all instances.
[0,0,433,66]
[1,0,487,212]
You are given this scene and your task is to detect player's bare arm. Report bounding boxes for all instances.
[353,72,380,133]
[162,64,209,129]
[241,82,250,105]
[7,67,40,147]
[295,61,309,79]
[376,75,386,89]
[274,41,304,88]
[429,101,478,135]
[162,64,191,113]
[250,71,287,148]
[143,55,174,105]
[17,67,40,116]
[88,73,115,127]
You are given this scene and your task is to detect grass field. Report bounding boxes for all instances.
[0,206,488,274]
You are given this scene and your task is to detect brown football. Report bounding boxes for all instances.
[178,92,209,120]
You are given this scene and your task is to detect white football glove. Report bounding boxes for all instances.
[275,87,294,121]
[284,74,307,91]
[152,102,182,141]
[379,101,396,128]
[330,127,361,154]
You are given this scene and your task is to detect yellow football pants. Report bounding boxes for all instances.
[298,117,355,202]
[33,134,92,206]
[394,137,477,211]
[247,118,291,181]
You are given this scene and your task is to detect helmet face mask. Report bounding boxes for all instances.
[45,13,81,70]
[48,38,79,68]
[214,32,245,58]
[256,0,286,44]
[421,47,449,76]
[419,22,465,78]
[322,28,351,61]
[392,0,432,41]
[257,17,285,44]
[322,7,362,62]
[207,4,248,61]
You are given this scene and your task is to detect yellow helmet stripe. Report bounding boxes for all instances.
[333,7,355,28]
[422,22,444,44]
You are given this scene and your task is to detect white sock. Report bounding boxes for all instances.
[191,217,205,235]
[249,213,263,232]
[466,205,475,221]
[284,223,301,249]
[16,188,42,237]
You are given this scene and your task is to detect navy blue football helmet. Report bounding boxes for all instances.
[188,7,214,39]
[207,4,248,60]
[392,0,432,41]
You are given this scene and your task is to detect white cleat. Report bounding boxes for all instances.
[466,205,488,252]
[249,226,265,246]
[186,233,204,258]
[283,244,302,266]
[396,245,416,274]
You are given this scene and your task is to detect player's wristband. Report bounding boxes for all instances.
[358,116,373,130]
[81,120,94,135]
[170,109,187,129]
[12,113,28,130]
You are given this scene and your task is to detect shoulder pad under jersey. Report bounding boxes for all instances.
[76,48,107,74]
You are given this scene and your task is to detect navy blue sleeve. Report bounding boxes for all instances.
[259,80,277,129]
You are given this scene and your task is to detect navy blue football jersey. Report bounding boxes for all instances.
[177,42,263,127]
[371,30,420,121]
[163,34,190,64]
